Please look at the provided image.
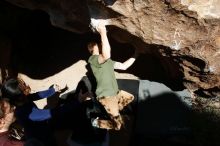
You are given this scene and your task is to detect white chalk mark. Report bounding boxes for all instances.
[174,28,181,38]
[90,18,109,32]
[209,66,215,72]
[171,40,182,50]
[171,28,182,50]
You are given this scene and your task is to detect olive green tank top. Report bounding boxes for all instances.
[88,55,119,98]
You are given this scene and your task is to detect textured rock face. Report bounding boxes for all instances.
[4,0,220,97]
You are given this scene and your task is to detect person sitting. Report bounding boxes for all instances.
[1,78,92,146]
[0,98,24,146]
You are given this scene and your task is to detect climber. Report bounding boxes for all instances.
[88,20,138,130]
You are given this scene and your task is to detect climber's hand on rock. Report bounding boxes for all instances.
[97,21,107,34]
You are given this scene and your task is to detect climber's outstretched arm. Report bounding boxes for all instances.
[96,22,111,64]
[114,50,139,70]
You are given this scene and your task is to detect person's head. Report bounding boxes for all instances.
[0,98,15,132]
[87,42,101,55]
[1,78,31,106]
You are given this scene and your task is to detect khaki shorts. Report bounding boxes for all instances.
[96,90,134,130]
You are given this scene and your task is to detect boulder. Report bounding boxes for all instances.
[4,0,220,97]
